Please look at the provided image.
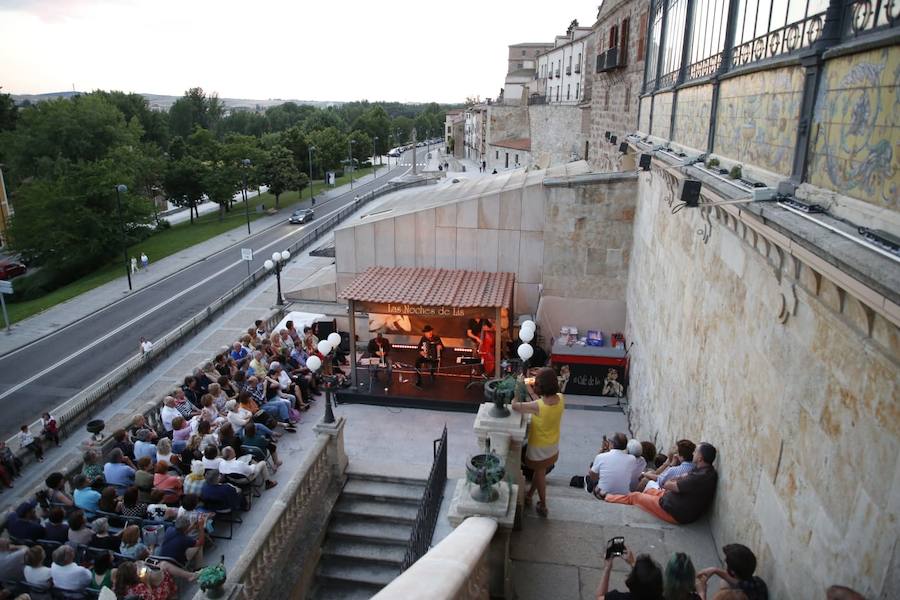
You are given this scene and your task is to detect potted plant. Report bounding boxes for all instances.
[466,453,506,502]
[198,556,227,598]
[706,157,720,169]
[729,165,743,179]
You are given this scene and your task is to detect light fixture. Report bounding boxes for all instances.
[618,142,628,153]
[639,154,652,171]
[609,135,618,145]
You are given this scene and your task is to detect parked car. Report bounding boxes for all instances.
[0,260,26,280]
[289,208,315,224]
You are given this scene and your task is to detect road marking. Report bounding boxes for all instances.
[0,164,414,399]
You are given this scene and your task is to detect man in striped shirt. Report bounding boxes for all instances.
[640,439,695,492]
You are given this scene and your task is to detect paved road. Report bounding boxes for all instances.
[0,150,423,439]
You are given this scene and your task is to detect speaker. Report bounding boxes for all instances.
[618,142,628,153]
[314,319,337,338]
[604,131,611,140]
[639,153,652,171]
[680,179,702,207]
[338,331,351,353]
[609,135,618,145]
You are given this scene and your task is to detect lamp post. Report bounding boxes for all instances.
[264,250,290,306]
[241,158,252,235]
[387,134,393,170]
[372,136,378,179]
[348,138,357,189]
[307,146,316,206]
[114,184,133,291]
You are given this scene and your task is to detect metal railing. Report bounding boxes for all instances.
[400,425,448,571]
[843,0,899,38]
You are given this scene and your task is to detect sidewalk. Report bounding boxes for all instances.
[0,167,396,356]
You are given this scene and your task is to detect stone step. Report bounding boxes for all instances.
[322,539,406,565]
[347,471,428,487]
[327,515,412,544]
[316,558,400,588]
[342,478,425,504]
[310,580,378,600]
[333,498,419,524]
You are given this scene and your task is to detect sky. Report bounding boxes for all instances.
[0,0,599,104]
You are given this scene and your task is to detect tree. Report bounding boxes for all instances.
[221,134,267,198]
[203,160,240,220]
[391,116,413,145]
[348,130,372,166]
[352,106,391,160]
[168,87,223,139]
[131,143,167,224]
[260,145,302,209]
[8,157,153,275]
[306,127,347,172]
[0,87,17,133]
[92,90,169,148]
[163,156,207,223]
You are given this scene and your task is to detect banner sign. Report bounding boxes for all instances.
[357,301,483,318]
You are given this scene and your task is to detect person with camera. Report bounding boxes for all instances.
[696,544,768,600]
[639,439,696,492]
[586,432,636,497]
[596,539,663,599]
[511,367,565,518]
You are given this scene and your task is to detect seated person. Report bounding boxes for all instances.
[118,525,148,560]
[156,437,179,472]
[147,489,179,521]
[67,509,94,545]
[366,333,393,382]
[89,517,121,551]
[596,545,663,600]
[200,469,242,511]
[133,429,159,464]
[6,500,46,540]
[118,486,149,519]
[230,341,250,367]
[43,506,70,543]
[697,544,769,600]
[80,451,105,485]
[50,544,91,592]
[626,439,646,492]
[154,461,184,504]
[586,433,636,496]
[97,486,120,514]
[128,415,158,442]
[103,448,134,490]
[112,429,137,465]
[0,537,26,583]
[158,515,208,568]
[44,471,74,507]
[218,446,277,490]
[640,439,696,492]
[23,545,51,589]
[603,442,718,525]
[242,422,282,469]
[134,456,155,503]
[183,461,207,497]
[201,445,222,472]
[73,474,102,517]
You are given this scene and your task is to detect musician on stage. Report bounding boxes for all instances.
[415,325,443,388]
[466,316,493,349]
[366,332,393,385]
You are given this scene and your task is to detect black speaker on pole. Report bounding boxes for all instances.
[618,142,628,153]
[604,131,611,140]
[609,135,618,145]
[680,179,702,207]
[639,153,652,171]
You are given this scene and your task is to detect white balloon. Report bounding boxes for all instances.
[521,320,536,331]
[517,343,534,361]
[327,332,342,348]
[519,328,534,343]
[306,355,322,372]
[317,340,333,355]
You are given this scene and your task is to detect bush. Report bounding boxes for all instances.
[155,219,172,231]
[729,165,743,179]
[9,268,71,301]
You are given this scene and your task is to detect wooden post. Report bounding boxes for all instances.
[495,306,502,378]
[349,299,358,388]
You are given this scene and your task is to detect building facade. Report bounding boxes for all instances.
[507,42,554,74]
[535,27,593,104]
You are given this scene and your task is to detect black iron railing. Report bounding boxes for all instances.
[843,0,899,38]
[401,425,448,571]
[730,11,828,69]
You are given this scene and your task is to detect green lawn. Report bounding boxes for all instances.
[5,166,382,324]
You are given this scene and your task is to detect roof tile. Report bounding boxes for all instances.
[340,267,515,308]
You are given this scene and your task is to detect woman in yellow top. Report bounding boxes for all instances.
[511,367,565,517]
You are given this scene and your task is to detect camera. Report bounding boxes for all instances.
[524,377,536,386]
[605,536,626,560]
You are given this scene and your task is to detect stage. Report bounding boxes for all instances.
[334,367,488,413]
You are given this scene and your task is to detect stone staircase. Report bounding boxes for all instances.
[310,472,426,600]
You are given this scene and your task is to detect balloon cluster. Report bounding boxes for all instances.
[305,331,343,372]
[517,320,536,362]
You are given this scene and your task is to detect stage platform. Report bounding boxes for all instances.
[334,368,488,413]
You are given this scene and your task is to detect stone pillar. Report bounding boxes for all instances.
[472,402,528,528]
[314,416,349,477]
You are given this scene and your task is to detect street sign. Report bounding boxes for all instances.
[241,248,253,261]
[0,280,12,294]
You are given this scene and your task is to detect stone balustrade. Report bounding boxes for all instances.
[372,516,497,600]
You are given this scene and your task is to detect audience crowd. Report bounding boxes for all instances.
[0,316,325,599]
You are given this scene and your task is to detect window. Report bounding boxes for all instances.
[609,24,619,50]
[496,150,499,159]
[556,86,560,101]
[621,18,630,64]
[637,11,648,60]
[645,1,665,88]
[517,62,523,69]
[604,87,610,110]
[567,84,571,100]
[687,0,729,78]
[624,86,631,111]
[515,154,519,164]
[522,49,527,56]
[576,82,581,98]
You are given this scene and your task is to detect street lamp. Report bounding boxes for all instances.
[372,136,379,179]
[114,184,132,291]
[241,158,252,235]
[264,249,291,306]
[348,138,357,189]
[308,146,316,206]
[387,134,393,170]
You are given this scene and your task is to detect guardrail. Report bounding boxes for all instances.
[7,175,439,468]
[401,424,448,571]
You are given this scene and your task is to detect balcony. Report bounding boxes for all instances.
[574,64,581,74]
[566,66,572,75]
[596,47,626,73]
[555,69,561,78]
[528,95,548,105]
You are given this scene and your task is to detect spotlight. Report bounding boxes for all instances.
[610,135,618,145]
[605,131,611,140]
[680,179,702,207]
[639,153,651,171]
[618,142,628,153]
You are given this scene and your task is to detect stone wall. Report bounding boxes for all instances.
[625,168,899,599]
[807,45,900,213]
[528,104,585,168]
[714,65,805,178]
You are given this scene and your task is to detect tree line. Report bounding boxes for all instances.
[0,86,451,297]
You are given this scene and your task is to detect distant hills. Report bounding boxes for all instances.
[10,91,341,112]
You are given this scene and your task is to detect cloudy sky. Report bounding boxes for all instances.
[1,0,599,103]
